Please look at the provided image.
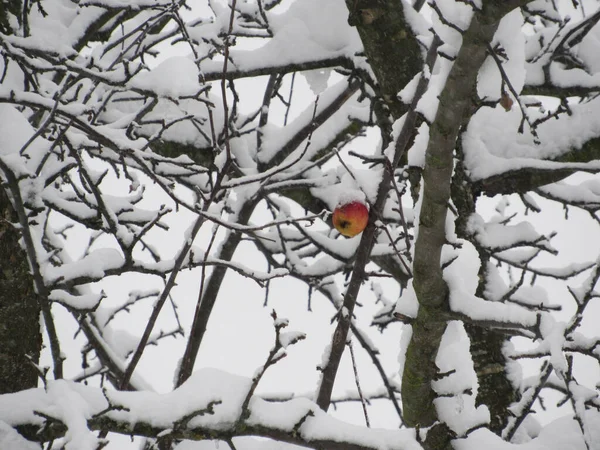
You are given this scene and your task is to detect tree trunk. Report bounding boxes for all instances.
[0,189,41,393]
[453,153,517,433]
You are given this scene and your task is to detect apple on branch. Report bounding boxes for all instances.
[332,201,369,237]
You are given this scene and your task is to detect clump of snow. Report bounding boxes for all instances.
[311,165,380,210]
[466,213,554,253]
[279,331,306,348]
[0,421,41,450]
[300,409,422,449]
[247,396,315,431]
[444,240,539,327]
[45,381,99,450]
[538,315,568,377]
[129,57,201,98]
[44,248,125,285]
[336,190,367,208]
[393,282,419,319]
[407,122,429,168]
[456,410,600,450]
[49,289,105,311]
[0,104,52,176]
[304,69,332,95]
[434,322,488,436]
[397,324,413,379]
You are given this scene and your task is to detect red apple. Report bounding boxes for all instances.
[332,201,369,237]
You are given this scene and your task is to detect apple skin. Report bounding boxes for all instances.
[333,201,369,237]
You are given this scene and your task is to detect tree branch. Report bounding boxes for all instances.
[315,26,440,410]
[402,3,521,428]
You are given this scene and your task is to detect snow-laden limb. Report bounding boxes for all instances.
[459,410,600,450]
[463,212,594,281]
[194,0,362,81]
[537,180,600,211]
[40,239,289,290]
[466,214,556,254]
[48,289,106,312]
[1,369,421,450]
[462,95,600,186]
[4,371,598,450]
[460,4,600,195]
[524,7,600,93]
[444,241,540,333]
[497,256,600,442]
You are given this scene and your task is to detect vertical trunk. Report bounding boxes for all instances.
[453,158,516,433]
[0,189,41,393]
[464,324,515,432]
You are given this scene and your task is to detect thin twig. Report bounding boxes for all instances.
[348,339,370,427]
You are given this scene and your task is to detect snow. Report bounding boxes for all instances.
[299,408,422,450]
[198,0,362,78]
[45,381,99,450]
[257,79,367,166]
[304,69,332,95]
[0,371,249,446]
[296,226,362,260]
[311,168,376,210]
[279,331,306,349]
[0,371,427,450]
[3,0,600,449]
[462,96,600,181]
[456,410,600,450]
[433,322,489,436]
[0,421,41,450]
[44,248,125,285]
[49,289,106,311]
[466,213,555,253]
[0,104,52,176]
[444,240,539,327]
[397,324,413,380]
[539,179,600,205]
[510,285,557,310]
[407,122,429,168]
[247,396,315,431]
[477,10,526,102]
[393,282,419,319]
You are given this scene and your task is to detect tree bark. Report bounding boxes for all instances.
[453,162,516,433]
[0,189,41,393]
[345,0,422,120]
